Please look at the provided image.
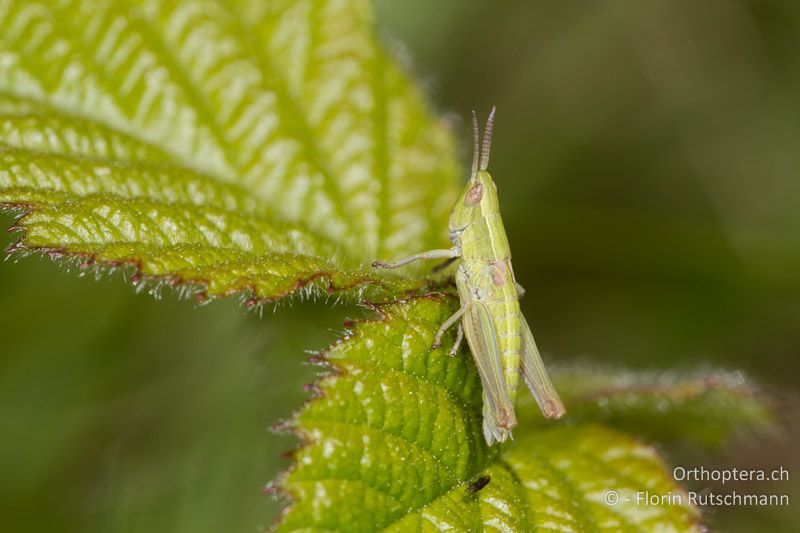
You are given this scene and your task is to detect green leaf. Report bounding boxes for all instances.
[275,297,705,531]
[0,0,459,302]
[539,365,776,448]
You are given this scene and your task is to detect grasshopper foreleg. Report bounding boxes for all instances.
[372,247,461,269]
[432,304,468,350]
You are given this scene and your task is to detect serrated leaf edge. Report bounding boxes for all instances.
[2,201,434,307]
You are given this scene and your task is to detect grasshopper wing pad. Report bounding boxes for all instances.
[462,300,517,444]
[520,314,566,419]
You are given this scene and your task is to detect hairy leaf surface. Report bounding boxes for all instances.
[542,365,776,448]
[0,0,459,301]
[273,297,760,532]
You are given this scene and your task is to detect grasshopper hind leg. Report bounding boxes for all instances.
[460,299,518,445]
[482,391,515,445]
[519,314,565,419]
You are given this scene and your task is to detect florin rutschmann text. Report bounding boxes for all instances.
[602,465,790,509]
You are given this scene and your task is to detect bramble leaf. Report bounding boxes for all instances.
[1,3,778,532]
[0,0,459,302]
[275,297,723,531]
[540,365,776,448]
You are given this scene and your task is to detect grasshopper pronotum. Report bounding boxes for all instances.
[373,108,565,445]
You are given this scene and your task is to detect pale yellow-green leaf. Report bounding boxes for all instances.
[0,0,459,301]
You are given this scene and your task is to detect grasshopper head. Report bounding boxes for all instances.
[449,170,499,233]
[449,108,500,237]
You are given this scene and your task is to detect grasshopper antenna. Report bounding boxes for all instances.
[470,111,479,180]
[479,106,496,171]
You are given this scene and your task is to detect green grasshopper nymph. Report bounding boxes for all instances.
[373,108,565,445]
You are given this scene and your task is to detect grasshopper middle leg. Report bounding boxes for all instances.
[449,323,464,356]
[432,303,468,351]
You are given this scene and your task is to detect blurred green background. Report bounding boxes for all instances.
[1,0,798,531]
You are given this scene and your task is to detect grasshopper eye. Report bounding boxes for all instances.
[465,182,483,206]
